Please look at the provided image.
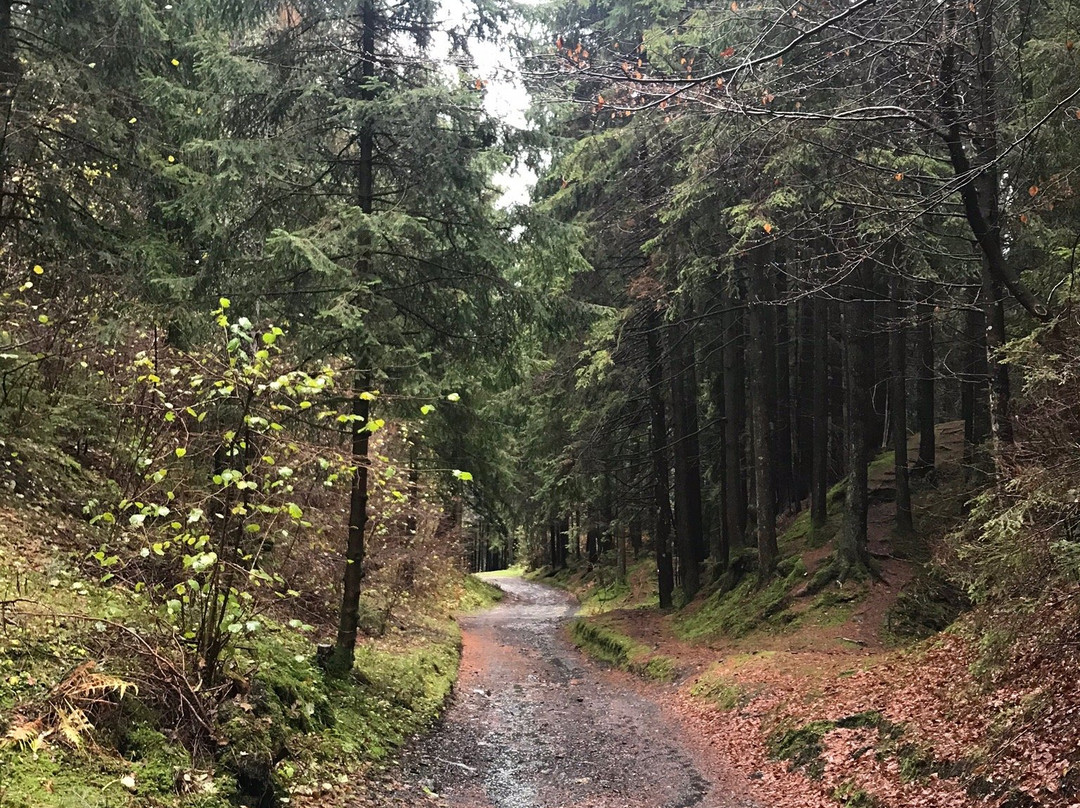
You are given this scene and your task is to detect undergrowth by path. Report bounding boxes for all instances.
[0,446,503,808]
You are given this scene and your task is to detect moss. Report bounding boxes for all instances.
[569,618,678,682]
[896,743,937,782]
[835,710,901,739]
[832,780,879,808]
[674,558,807,640]
[884,567,969,644]
[690,668,743,710]
[767,720,834,779]
[120,725,191,796]
[768,712,903,782]
[457,574,505,611]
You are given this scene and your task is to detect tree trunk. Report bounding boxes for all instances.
[722,274,748,554]
[810,292,830,529]
[707,362,729,570]
[937,0,1045,321]
[629,513,642,559]
[983,276,1013,448]
[331,373,371,673]
[889,272,914,536]
[774,275,795,514]
[840,266,872,573]
[963,293,991,481]
[913,283,936,478]
[796,294,815,506]
[647,308,675,608]
[669,315,704,599]
[330,0,377,675]
[746,246,778,579]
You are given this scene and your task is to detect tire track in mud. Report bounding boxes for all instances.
[389,577,755,808]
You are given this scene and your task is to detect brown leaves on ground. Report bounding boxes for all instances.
[665,608,1080,808]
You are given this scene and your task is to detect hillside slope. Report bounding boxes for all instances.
[562,422,1080,808]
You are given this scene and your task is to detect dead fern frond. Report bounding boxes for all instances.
[4,662,137,752]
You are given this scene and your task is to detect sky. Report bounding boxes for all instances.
[437,0,541,208]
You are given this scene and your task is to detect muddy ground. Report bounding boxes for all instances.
[368,577,756,808]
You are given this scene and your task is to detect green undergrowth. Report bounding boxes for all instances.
[675,557,808,641]
[0,503,482,808]
[0,584,468,808]
[779,478,848,554]
[527,557,658,616]
[884,566,969,645]
[569,618,677,681]
[458,574,505,611]
[475,565,526,579]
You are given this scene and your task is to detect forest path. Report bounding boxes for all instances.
[382,577,755,808]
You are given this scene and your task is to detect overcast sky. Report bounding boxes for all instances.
[437,0,540,208]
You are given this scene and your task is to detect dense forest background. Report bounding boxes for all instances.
[1,0,1079,806]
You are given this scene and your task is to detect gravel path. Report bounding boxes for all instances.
[385,577,756,808]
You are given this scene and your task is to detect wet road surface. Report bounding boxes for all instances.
[390,577,754,808]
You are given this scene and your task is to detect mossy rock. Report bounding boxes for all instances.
[885,567,970,642]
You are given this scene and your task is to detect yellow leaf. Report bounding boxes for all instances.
[32,264,43,274]
[171,58,180,66]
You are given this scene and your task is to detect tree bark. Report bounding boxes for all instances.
[889,271,914,536]
[811,292,830,529]
[707,361,729,570]
[913,282,936,478]
[331,374,371,673]
[796,294,815,507]
[646,308,675,608]
[840,265,872,572]
[774,272,795,514]
[669,315,704,599]
[983,276,1013,447]
[330,0,378,675]
[722,273,748,554]
[746,245,778,579]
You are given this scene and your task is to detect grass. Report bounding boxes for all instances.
[569,618,678,682]
[458,574,506,611]
[526,557,659,616]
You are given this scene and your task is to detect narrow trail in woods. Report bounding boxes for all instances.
[379,577,756,808]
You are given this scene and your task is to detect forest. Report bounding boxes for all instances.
[0,0,1079,807]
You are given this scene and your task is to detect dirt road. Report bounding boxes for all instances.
[386,577,754,808]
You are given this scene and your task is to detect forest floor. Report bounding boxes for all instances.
[553,422,1080,808]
